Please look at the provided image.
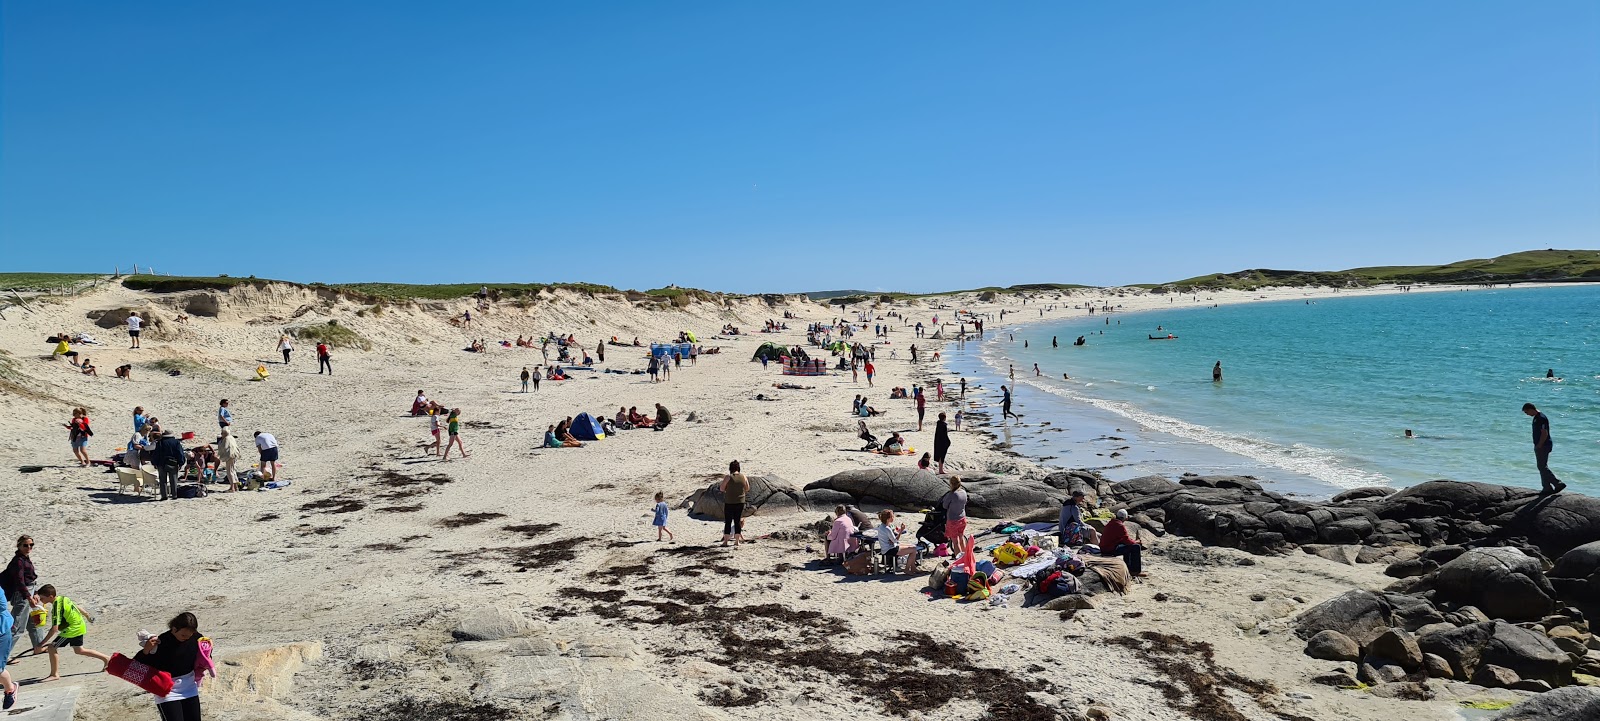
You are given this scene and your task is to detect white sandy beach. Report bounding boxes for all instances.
[0,280,1529,720]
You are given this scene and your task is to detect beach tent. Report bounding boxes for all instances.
[751,342,787,362]
[570,413,606,441]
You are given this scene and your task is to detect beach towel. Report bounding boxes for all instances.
[1084,555,1131,595]
[107,653,175,697]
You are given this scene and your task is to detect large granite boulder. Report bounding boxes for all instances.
[802,469,1069,518]
[1372,480,1539,523]
[1490,494,1600,558]
[1294,590,1394,646]
[1551,540,1600,604]
[1404,547,1556,621]
[1493,687,1600,721]
[1418,621,1573,686]
[1305,630,1360,662]
[686,474,807,521]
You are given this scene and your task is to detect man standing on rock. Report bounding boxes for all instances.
[1523,403,1565,494]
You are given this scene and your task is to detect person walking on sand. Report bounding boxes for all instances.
[3,536,43,658]
[253,430,281,480]
[1523,403,1565,494]
[1213,361,1222,382]
[65,409,92,468]
[933,412,951,474]
[216,429,241,492]
[960,377,966,399]
[461,310,471,329]
[864,361,875,388]
[426,408,443,457]
[915,387,926,431]
[597,342,605,364]
[277,334,293,364]
[134,611,208,721]
[720,461,749,547]
[31,584,111,682]
[217,399,233,431]
[652,491,674,542]
[442,409,469,461]
[126,313,143,349]
[316,342,332,375]
[520,367,531,393]
[1000,385,1018,421]
[647,354,660,383]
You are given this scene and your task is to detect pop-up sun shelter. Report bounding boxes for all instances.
[751,342,787,362]
[569,413,606,441]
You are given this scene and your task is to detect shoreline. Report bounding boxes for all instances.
[925,282,1594,499]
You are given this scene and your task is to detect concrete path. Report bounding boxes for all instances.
[5,685,79,720]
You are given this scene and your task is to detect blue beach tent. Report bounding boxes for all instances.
[570,413,606,441]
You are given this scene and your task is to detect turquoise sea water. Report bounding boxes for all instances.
[955,285,1598,497]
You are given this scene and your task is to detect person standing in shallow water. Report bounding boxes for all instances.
[1213,361,1223,382]
[1523,403,1565,494]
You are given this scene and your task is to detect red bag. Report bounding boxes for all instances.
[106,653,175,696]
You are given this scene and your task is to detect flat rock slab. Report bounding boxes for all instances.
[6,685,79,721]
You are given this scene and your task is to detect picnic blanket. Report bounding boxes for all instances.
[1084,555,1131,595]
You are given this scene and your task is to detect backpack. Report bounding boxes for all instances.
[965,573,991,601]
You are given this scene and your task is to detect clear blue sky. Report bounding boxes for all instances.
[3,2,1597,293]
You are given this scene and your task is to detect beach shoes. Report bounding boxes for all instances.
[4,683,15,710]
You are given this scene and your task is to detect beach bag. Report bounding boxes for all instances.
[950,569,972,593]
[926,560,951,592]
[993,542,1029,566]
[107,653,175,696]
[176,484,205,499]
[975,559,997,578]
[843,551,872,576]
[965,573,991,601]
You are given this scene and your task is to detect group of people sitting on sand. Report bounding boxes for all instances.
[720,324,741,335]
[50,333,131,379]
[544,404,671,449]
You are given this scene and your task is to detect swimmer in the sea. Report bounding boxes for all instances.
[1404,429,1414,439]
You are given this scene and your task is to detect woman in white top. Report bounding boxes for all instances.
[277,334,293,364]
[874,510,919,573]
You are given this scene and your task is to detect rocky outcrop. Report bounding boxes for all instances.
[1551,540,1600,608]
[803,469,1075,518]
[1493,687,1600,721]
[1418,621,1574,687]
[1389,547,1557,621]
[443,606,717,720]
[1294,590,1396,646]
[685,474,807,521]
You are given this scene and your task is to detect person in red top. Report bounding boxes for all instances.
[1099,509,1146,577]
[864,362,875,388]
[316,343,332,375]
[915,387,927,431]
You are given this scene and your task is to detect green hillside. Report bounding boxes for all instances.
[1161,250,1600,291]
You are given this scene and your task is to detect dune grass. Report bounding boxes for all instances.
[148,358,213,375]
[287,320,372,350]
[122,276,291,293]
[337,282,617,301]
[0,273,101,291]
